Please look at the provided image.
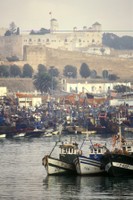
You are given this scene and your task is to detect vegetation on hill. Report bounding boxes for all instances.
[103,33,133,50]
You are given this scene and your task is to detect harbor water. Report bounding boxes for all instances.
[0,134,133,200]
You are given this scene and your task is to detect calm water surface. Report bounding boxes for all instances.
[0,134,133,200]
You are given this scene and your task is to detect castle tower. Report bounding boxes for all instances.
[92,22,101,31]
[50,18,59,33]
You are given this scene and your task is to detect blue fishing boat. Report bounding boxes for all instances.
[74,142,108,175]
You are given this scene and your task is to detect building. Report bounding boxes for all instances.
[0,19,103,62]
[61,79,131,95]
[16,93,42,108]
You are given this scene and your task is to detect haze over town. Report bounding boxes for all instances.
[0,0,133,36]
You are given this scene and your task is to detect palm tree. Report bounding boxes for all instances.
[33,72,58,94]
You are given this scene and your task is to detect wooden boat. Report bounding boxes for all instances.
[74,142,108,175]
[101,125,133,177]
[25,129,45,138]
[42,140,82,175]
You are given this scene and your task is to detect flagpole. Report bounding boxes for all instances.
[49,12,52,33]
[49,12,52,20]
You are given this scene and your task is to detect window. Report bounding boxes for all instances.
[92,86,95,91]
[98,149,101,153]
[127,146,131,152]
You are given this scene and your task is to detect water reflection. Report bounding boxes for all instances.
[1,135,133,200]
[43,175,133,200]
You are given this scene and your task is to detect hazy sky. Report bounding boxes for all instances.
[0,0,133,35]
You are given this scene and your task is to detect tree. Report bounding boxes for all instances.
[48,66,59,77]
[102,33,133,50]
[37,64,47,74]
[22,64,33,77]
[102,70,109,79]
[0,65,10,77]
[90,70,97,78]
[4,30,12,36]
[30,28,50,35]
[63,65,77,78]
[113,85,132,93]
[6,56,19,62]
[108,74,119,81]
[10,65,21,77]
[33,72,58,93]
[4,22,19,36]
[80,63,91,78]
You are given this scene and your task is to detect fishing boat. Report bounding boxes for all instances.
[42,139,82,175]
[25,128,45,138]
[0,133,6,139]
[13,132,26,138]
[81,130,96,135]
[101,125,133,177]
[74,142,108,175]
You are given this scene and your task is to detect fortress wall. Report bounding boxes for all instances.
[0,35,23,58]
[23,45,47,69]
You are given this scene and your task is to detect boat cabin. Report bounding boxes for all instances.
[122,141,133,154]
[89,143,107,160]
[59,142,82,164]
[59,142,81,155]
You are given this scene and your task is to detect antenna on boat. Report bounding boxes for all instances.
[49,141,58,156]
[118,113,122,149]
[80,137,86,150]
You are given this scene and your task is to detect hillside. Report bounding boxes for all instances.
[0,78,35,93]
[45,48,133,81]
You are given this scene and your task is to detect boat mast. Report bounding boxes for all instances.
[118,113,122,150]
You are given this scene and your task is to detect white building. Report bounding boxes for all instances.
[0,87,7,96]
[109,98,133,106]
[61,79,131,95]
[16,94,42,108]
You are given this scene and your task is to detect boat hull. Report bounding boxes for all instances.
[42,156,76,175]
[0,133,6,138]
[74,156,105,175]
[25,130,44,138]
[102,153,133,177]
[13,132,26,138]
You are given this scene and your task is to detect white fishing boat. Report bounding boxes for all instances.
[42,140,82,175]
[44,132,53,137]
[52,130,59,135]
[13,132,26,138]
[81,130,96,135]
[74,143,108,175]
[0,133,6,139]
